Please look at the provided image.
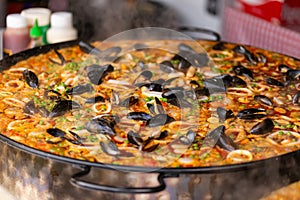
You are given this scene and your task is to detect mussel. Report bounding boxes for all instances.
[66,84,93,95]
[48,100,81,118]
[178,43,195,52]
[147,97,165,115]
[250,118,274,135]
[86,116,118,136]
[278,64,291,73]
[127,112,152,121]
[79,41,101,55]
[133,43,148,51]
[135,82,163,92]
[100,140,120,156]
[264,77,284,87]
[146,114,175,127]
[154,130,168,140]
[87,64,114,85]
[119,96,138,107]
[23,69,39,88]
[206,125,237,151]
[292,91,300,105]
[99,46,121,62]
[216,107,234,122]
[232,45,258,64]
[212,42,226,51]
[44,90,62,100]
[179,130,196,145]
[233,64,253,80]
[204,77,227,94]
[231,76,247,87]
[286,69,300,81]
[141,137,159,152]
[254,95,273,107]
[49,49,66,65]
[236,108,266,120]
[46,128,82,145]
[159,61,175,73]
[23,100,39,115]
[127,130,143,146]
[162,87,185,99]
[85,95,105,104]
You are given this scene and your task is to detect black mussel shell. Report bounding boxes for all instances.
[160,61,175,73]
[23,69,39,88]
[179,130,196,145]
[127,112,152,121]
[146,114,175,127]
[286,69,300,81]
[278,64,291,73]
[250,118,274,135]
[119,96,138,107]
[292,91,300,105]
[212,42,226,51]
[87,64,114,85]
[217,107,234,122]
[100,141,120,156]
[231,76,247,87]
[254,95,273,106]
[67,84,93,95]
[86,118,116,136]
[264,77,284,87]
[48,100,81,118]
[64,130,83,145]
[204,78,227,94]
[23,100,39,115]
[127,130,143,146]
[99,46,121,62]
[141,138,159,152]
[236,108,266,120]
[178,43,195,52]
[79,41,101,55]
[85,95,105,104]
[47,128,66,138]
[133,43,148,51]
[233,65,253,80]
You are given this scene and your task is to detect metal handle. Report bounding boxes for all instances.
[70,166,178,194]
[176,26,221,41]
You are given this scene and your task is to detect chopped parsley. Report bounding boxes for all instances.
[65,62,80,71]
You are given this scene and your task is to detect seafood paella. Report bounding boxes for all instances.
[1,40,300,168]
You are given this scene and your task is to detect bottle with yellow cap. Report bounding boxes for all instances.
[28,19,43,48]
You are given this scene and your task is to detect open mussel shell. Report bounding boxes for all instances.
[23,69,39,88]
[250,118,274,135]
[100,140,120,156]
[48,100,81,118]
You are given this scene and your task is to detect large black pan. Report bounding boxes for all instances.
[0,28,300,200]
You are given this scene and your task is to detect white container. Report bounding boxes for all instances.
[21,8,51,27]
[47,12,77,44]
[21,8,51,45]
[3,14,30,54]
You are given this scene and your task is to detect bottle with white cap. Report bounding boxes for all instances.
[21,7,51,45]
[47,12,77,44]
[3,14,30,54]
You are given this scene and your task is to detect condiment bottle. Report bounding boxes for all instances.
[21,8,51,45]
[28,19,43,48]
[3,14,30,55]
[47,12,77,44]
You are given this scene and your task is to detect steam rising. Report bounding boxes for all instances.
[68,0,180,41]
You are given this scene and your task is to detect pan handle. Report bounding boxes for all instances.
[175,26,221,41]
[70,166,178,194]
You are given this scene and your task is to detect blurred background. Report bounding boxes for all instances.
[1,0,300,57]
[0,0,224,41]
